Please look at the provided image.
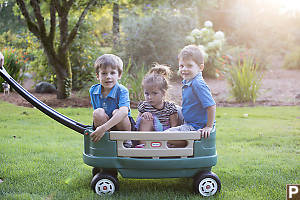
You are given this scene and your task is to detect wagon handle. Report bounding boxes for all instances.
[0,62,88,135]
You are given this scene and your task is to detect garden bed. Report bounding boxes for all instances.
[0,68,299,108]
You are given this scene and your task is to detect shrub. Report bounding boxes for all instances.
[0,31,54,86]
[121,9,194,71]
[69,16,104,90]
[185,20,226,78]
[0,48,29,91]
[283,47,300,70]
[225,56,263,103]
[119,59,146,103]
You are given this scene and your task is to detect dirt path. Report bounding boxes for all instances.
[1,68,300,108]
[168,68,300,107]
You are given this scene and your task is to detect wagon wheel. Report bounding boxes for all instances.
[193,171,221,197]
[92,167,118,178]
[91,173,119,195]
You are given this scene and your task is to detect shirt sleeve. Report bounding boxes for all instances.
[137,102,146,113]
[89,85,96,110]
[118,87,130,109]
[193,82,216,109]
[165,102,177,115]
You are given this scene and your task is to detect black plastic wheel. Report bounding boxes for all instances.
[92,167,101,177]
[91,173,119,195]
[92,167,118,178]
[193,171,221,197]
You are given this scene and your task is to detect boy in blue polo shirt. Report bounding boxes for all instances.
[90,54,134,143]
[166,45,216,143]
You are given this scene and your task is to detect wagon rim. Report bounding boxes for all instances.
[198,177,218,196]
[95,178,115,195]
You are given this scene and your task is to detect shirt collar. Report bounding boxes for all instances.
[182,72,202,86]
[93,82,119,99]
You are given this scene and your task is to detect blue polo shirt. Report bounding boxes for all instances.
[89,82,131,117]
[182,73,215,130]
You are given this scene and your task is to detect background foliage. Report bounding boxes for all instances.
[185,20,225,78]
[283,46,300,70]
[121,8,194,72]
[0,47,28,91]
[225,56,263,103]
[1,0,300,101]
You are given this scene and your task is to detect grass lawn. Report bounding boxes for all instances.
[0,100,299,200]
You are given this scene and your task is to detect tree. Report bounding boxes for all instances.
[16,0,97,99]
[112,0,120,49]
[0,1,26,34]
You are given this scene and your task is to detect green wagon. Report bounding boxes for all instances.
[0,64,221,197]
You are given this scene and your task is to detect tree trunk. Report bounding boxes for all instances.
[54,53,72,99]
[112,1,120,49]
[56,70,72,99]
[44,48,72,99]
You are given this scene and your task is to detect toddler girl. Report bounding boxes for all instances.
[135,64,179,137]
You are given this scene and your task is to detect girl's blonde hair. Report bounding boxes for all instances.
[142,63,172,95]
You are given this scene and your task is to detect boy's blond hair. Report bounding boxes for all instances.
[178,45,204,67]
[94,54,123,75]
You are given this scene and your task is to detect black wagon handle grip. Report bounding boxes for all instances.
[0,55,88,135]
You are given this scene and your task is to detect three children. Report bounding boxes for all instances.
[90,44,216,143]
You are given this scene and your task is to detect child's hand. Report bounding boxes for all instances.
[141,112,153,120]
[198,126,212,139]
[91,125,106,142]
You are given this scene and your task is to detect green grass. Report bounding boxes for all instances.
[0,101,299,200]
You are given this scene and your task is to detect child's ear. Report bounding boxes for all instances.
[96,72,100,80]
[118,73,122,80]
[199,64,204,71]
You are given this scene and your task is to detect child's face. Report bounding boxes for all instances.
[143,85,165,109]
[178,57,204,81]
[96,66,121,91]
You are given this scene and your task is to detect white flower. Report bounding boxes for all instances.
[191,28,201,38]
[204,20,213,28]
[186,35,195,43]
[200,28,210,36]
[207,40,222,50]
[214,31,225,40]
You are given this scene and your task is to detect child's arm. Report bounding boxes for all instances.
[199,105,216,138]
[91,106,129,142]
[169,113,179,127]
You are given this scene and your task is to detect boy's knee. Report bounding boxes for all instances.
[93,108,107,120]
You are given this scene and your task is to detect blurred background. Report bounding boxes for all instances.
[0,0,299,103]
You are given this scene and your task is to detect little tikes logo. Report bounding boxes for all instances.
[287,184,300,200]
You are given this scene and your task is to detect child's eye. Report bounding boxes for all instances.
[179,65,184,68]
[144,92,149,96]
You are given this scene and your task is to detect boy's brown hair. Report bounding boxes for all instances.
[178,45,204,67]
[94,54,123,75]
